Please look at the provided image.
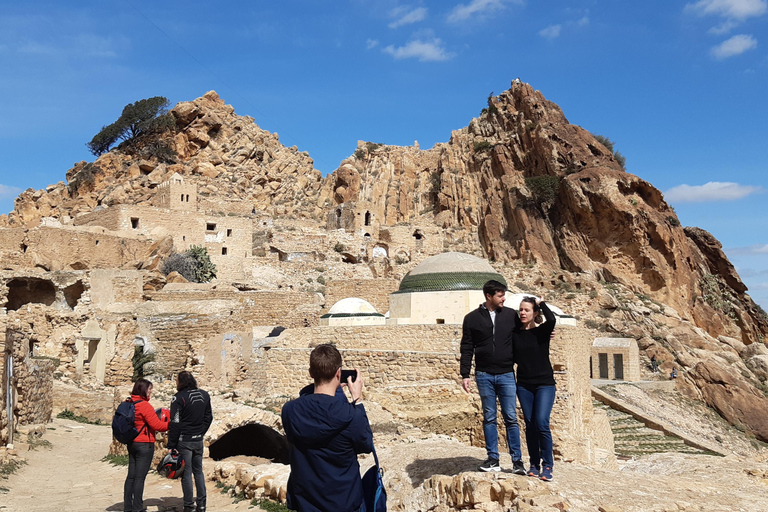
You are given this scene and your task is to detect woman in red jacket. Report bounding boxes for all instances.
[124,378,169,512]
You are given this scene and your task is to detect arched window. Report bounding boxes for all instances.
[364,211,371,226]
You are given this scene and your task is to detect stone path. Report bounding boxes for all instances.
[1,417,253,512]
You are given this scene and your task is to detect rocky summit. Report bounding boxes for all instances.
[1,80,768,510]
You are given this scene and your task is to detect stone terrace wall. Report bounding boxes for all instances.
[246,325,460,394]
[148,288,324,328]
[324,279,400,314]
[0,227,26,254]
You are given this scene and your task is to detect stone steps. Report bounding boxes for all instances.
[593,400,711,458]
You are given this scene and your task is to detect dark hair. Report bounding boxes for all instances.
[483,280,507,299]
[519,296,541,312]
[177,371,198,391]
[309,343,342,384]
[131,378,153,399]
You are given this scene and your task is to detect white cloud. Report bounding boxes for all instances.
[447,0,520,23]
[576,16,590,26]
[727,244,768,256]
[709,19,738,33]
[0,184,22,199]
[389,7,428,29]
[539,24,561,39]
[382,38,454,61]
[686,0,767,20]
[711,34,758,58]
[366,39,379,49]
[665,181,764,202]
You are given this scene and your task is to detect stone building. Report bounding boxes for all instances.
[74,175,253,280]
[591,337,640,381]
[319,298,386,326]
[388,252,507,325]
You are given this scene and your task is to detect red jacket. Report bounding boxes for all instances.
[130,394,169,443]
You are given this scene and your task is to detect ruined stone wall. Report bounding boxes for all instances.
[89,269,143,307]
[0,227,26,254]
[4,323,56,429]
[324,279,400,314]
[21,226,155,271]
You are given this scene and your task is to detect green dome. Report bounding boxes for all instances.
[396,252,506,293]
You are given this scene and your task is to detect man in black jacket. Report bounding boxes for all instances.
[168,371,213,512]
[460,280,525,474]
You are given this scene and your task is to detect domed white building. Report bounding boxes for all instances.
[387,252,507,325]
[319,297,386,326]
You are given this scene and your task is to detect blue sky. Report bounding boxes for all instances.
[1,0,766,309]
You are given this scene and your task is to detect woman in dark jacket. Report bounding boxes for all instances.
[513,296,557,482]
[124,378,169,512]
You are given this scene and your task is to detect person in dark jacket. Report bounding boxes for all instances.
[167,371,213,512]
[281,343,373,512]
[460,280,525,474]
[124,378,169,512]
[513,296,557,482]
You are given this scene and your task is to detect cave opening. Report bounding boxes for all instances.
[6,277,57,311]
[209,423,289,464]
[63,280,85,309]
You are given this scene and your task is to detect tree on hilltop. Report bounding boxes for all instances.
[86,96,175,156]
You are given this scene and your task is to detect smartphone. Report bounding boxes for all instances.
[340,369,358,382]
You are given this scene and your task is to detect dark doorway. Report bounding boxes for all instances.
[598,353,609,379]
[613,354,624,380]
[209,424,289,463]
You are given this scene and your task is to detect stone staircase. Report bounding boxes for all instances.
[593,400,712,458]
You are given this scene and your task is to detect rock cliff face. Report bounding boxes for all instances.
[320,82,767,344]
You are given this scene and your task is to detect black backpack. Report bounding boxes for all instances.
[112,399,145,444]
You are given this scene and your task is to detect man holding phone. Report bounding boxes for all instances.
[460,280,526,475]
[282,343,373,512]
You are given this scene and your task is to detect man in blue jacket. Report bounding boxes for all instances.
[281,343,373,512]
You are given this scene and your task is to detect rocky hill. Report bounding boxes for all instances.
[2,81,768,442]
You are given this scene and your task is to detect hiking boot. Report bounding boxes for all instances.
[478,457,501,472]
[540,466,553,482]
[527,465,540,477]
[512,460,526,475]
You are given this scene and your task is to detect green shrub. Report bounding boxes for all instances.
[56,409,101,424]
[0,459,26,479]
[473,140,492,152]
[252,498,291,511]
[316,276,326,285]
[132,345,155,381]
[354,148,365,159]
[592,134,626,170]
[525,175,560,202]
[666,216,681,227]
[161,245,217,283]
[699,274,734,316]
[102,454,129,466]
[333,242,346,253]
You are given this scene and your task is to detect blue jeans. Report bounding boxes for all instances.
[178,438,206,511]
[475,371,522,461]
[124,441,154,512]
[516,384,556,469]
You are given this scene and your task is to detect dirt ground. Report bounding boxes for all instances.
[0,417,253,512]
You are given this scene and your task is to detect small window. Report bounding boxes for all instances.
[131,218,139,229]
[227,229,232,237]
[181,194,184,201]
[365,211,371,226]
[206,222,217,231]
[221,247,228,255]
[182,236,186,241]
[185,194,190,202]
[436,318,445,324]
